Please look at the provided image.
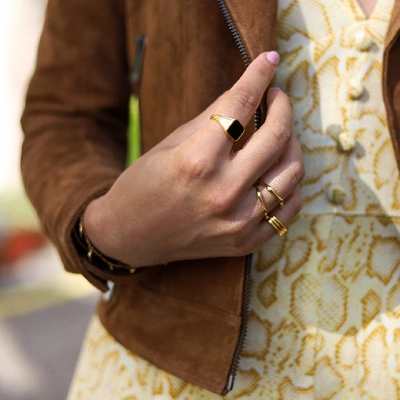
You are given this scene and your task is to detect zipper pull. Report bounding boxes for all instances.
[226,374,235,391]
[130,34,147,87]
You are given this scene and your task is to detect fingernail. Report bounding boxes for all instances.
[266,51,280,66]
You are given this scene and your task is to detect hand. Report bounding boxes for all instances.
[84,52,304,268]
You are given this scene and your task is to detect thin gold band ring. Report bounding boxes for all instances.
[255,188,268,216]
[256,179,284,208]
[254,186,287,236]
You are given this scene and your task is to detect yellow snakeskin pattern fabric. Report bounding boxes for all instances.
[68,0,400,398]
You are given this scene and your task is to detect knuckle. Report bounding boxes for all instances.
[208,189,236,214]
[268,121,292,146]
[233,87,259,113]
[292,161,305,185]
[181,152,213,180]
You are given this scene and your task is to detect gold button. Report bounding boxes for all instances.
[327,184,346,205]
[347,79,364,100]
[354,31,373,51]
[337,131,356,153]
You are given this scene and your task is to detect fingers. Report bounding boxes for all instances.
[193,52,280,154]
[238,137,303,226]
[233,87,295,185]
[255,135,304,208]
[228,141,304,255]
[224,185,302,257]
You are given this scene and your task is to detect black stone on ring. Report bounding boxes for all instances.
[210,114,245,142]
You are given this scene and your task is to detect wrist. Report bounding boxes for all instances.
[82,196,134,270]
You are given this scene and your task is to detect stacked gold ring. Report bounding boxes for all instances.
[254,183,287,237]
[265,214,287,236]
[255,189,268,215]
[256,179,284,208]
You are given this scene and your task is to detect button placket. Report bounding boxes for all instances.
[328,26,374,206]
[347,77,365,100]
[337,26,374,156]
[327,183,346,205]
[354,30,374,52]
[337,131,356,153]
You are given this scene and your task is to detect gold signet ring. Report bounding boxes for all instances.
[210,114,245,142]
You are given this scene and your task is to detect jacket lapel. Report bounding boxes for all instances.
[222,0,278,60]
[383,0,400,172]
[385,0,400,47]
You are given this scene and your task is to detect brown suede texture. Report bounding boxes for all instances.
[21,0,400,394]
[383,2,400,171]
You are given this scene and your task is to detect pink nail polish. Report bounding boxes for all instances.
[266,51,280,66]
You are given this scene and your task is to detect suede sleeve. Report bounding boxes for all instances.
[21,0,131,291]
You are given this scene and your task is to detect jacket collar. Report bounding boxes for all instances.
[386,0,400,48]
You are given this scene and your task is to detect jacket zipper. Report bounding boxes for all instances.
[216,0,261,394]
[223,253,253,394]
[216,0,261,133]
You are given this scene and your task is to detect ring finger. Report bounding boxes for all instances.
[251,186,302,247]
[254,135,304,212]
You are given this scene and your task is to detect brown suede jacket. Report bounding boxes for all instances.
[21,0,400,395]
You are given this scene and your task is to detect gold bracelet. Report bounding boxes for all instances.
[78,215,136,274]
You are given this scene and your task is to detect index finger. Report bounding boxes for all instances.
[196,51,280,153]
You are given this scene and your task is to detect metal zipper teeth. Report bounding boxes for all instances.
[216,0,261,394]
[223,253,253,394]
[217,0,251,66]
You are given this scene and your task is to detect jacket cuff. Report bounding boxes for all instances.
[59,183,138,292]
